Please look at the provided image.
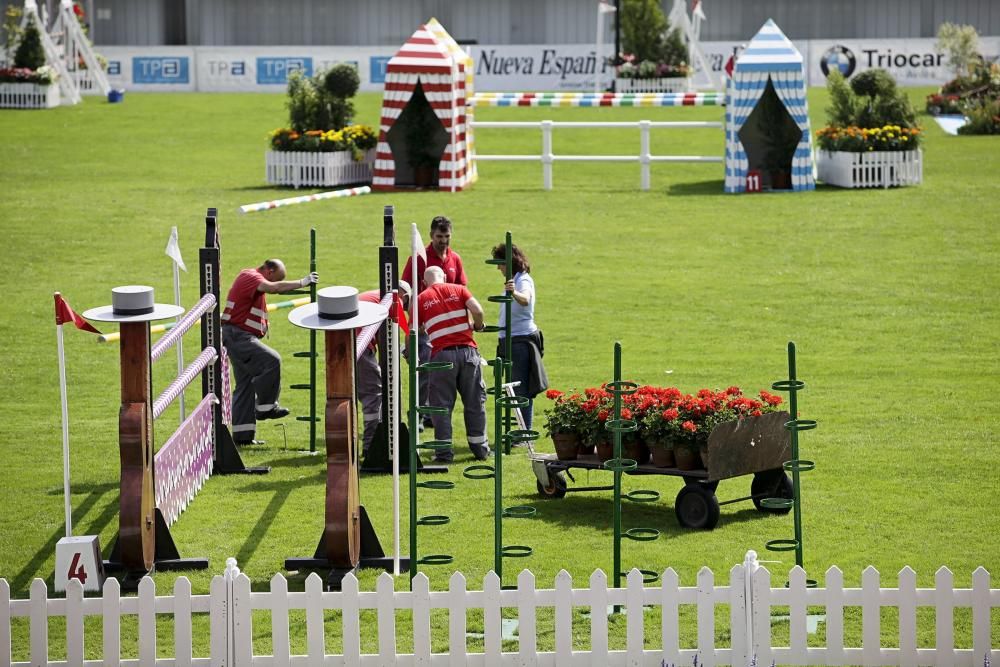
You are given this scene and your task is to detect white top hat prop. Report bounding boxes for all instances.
[83,285,185,323]
[289,286,389,331]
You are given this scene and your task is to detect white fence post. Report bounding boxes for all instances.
[625,569,645,666]
[65,579,84,667]
[541,121,553,190]
[861,566,881,666]
[304,573,324,667]
[554,570,573,663]
[898,566,918,667]
[517,569,538,665]
[639,120,651,191]
[0,580,10,667]
[697,566,716,667]
[174,577,193,667]
[102,577,121,667]
[376,572,397,664]
[30,579,47,667]
[447,572,468,666]
[138,577,157,666]
[788,566,809,664]
[589,570,610,666]
[935,567,955,666]
[660,568,681,666]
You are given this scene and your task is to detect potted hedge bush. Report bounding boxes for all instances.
[0,10,60,109]
[815,69,923,188]
[265,64,377,188]
[613,0,690,93]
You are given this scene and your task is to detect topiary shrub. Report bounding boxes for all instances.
[323,64,359,99]
[13,18,44,70]
[284,64,361,133]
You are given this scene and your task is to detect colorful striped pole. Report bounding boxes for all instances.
[97,296,310,343]
[237,185,371,214]
[469,91,727,108]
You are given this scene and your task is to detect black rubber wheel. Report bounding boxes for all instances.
[536,471,567,499]
[751,469,793,513]
[674,484,720,530]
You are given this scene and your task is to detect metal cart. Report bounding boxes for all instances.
[529,410,796,529]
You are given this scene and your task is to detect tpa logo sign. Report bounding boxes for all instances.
[133,57,190,84]
[820,45,856,78]
[256,57,312,84]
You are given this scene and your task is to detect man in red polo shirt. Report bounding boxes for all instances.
[222,259,317,445]
[416,266,489,463]
[401,216,467,428]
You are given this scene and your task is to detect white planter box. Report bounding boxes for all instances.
[265,149,375,189]
[70,70,100,95]
[0,82,60,109]
[817,149,923,188]
[614,77,691,93]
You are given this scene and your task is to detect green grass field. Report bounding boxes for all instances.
[1,88,998,657]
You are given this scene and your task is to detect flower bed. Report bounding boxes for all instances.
[816,149,923,189]
[265,148,375,189]
[0,81,59,109]
[614,76,690,93]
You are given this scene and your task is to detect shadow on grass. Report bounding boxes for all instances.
[504,485,767,538]
[663,179,727,196]
[14,483,119,595]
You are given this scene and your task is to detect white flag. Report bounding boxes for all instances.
[598,0,616,13]
[410,223,426,264]
[165,226,187,272]
[693,0,706,20]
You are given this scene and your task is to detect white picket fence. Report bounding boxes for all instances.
[2,553,997,666]
[614,77,692,93]
[0,82,60,109]
[816,149,923,188]
[472,120,723,191]
[265,149,376,189]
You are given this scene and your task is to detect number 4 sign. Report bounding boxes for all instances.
[55,536,105,592]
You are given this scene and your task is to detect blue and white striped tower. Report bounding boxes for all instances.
[724,19,815,193]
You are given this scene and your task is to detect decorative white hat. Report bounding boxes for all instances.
[82,285,185,323]
[288,286,388,331]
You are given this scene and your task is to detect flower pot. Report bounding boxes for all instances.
[0,82,60,109]
[816,149,922,188]
[551,432,580,461]
[595,441,615,462]
[674,446,703,471]
[265,148,376,189]
[623,439,649,465]
[649,442,676,468]
[578,442,596,457]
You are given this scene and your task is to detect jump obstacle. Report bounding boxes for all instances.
[238,185,371,215]
[468,92,726,108]
[88,209,267,583]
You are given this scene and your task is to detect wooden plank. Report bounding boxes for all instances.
[862,566,881,666]
[0,579,10,667]
[752,567,772,667]
[898,567,918,667]
[305,573,324,667]
[447,572,467,667]
[788,566,809,664]
[208,575,226,667]
[825,566,846,665]
[589,570,608,666]
[412,573,431,664]
[174,577,193,667]
[554,570,573,664]
[971,567,991,667]
[483,571,501,661]
[341,574,360,665]
[376,572,396,663]
[935,567,954,667]
[661,568,680,665]
[66,579,84,667]
[625,569,644,667]
[517,569,537,665]
[697,567,715,667]
[138,577,156,666]
[102,577,121,667]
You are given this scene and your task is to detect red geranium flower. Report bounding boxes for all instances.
[545,389,563,400]
[681,420,697,433]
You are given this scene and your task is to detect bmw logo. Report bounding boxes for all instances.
[820,45,856,78]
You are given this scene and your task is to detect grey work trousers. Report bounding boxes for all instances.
[356,348,382,453]
[223,325,281,442]
[428,345,489,460]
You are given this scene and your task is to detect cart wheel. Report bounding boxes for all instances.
[751,470,793,513]
[536,471,567,499]
[675,484,720,530]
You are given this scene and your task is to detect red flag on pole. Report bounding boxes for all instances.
[391,291,409,332]
[54,293,102,334]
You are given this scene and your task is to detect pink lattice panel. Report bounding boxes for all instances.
[155,393,216,526]
[222,347,233,425]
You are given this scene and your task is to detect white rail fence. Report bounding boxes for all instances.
[2,553,997,666]
[471,120,724,191]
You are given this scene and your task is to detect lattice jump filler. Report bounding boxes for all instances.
[763,341,817,586]
[287,228,320,452]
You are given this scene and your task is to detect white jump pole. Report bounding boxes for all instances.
[56,315,72,537]
[391,291,401,575]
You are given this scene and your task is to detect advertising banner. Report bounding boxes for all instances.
[99,38,998,93]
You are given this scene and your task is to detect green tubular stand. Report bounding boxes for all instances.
[407,331,455,581]
[484,231,517,453]
[464,356,538,588]
[605,343,661,590]
[288,228,319,452]
[764,341,818,587]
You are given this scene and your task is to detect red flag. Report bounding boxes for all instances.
[391,292,409,331]
[54,293,102,335]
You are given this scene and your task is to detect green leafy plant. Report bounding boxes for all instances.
[13,17,44,71]
[936,22,982,79]
[284,64,361,133]
[819,69,920,151]
[2,5,23,64]
[616,0,689,79]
